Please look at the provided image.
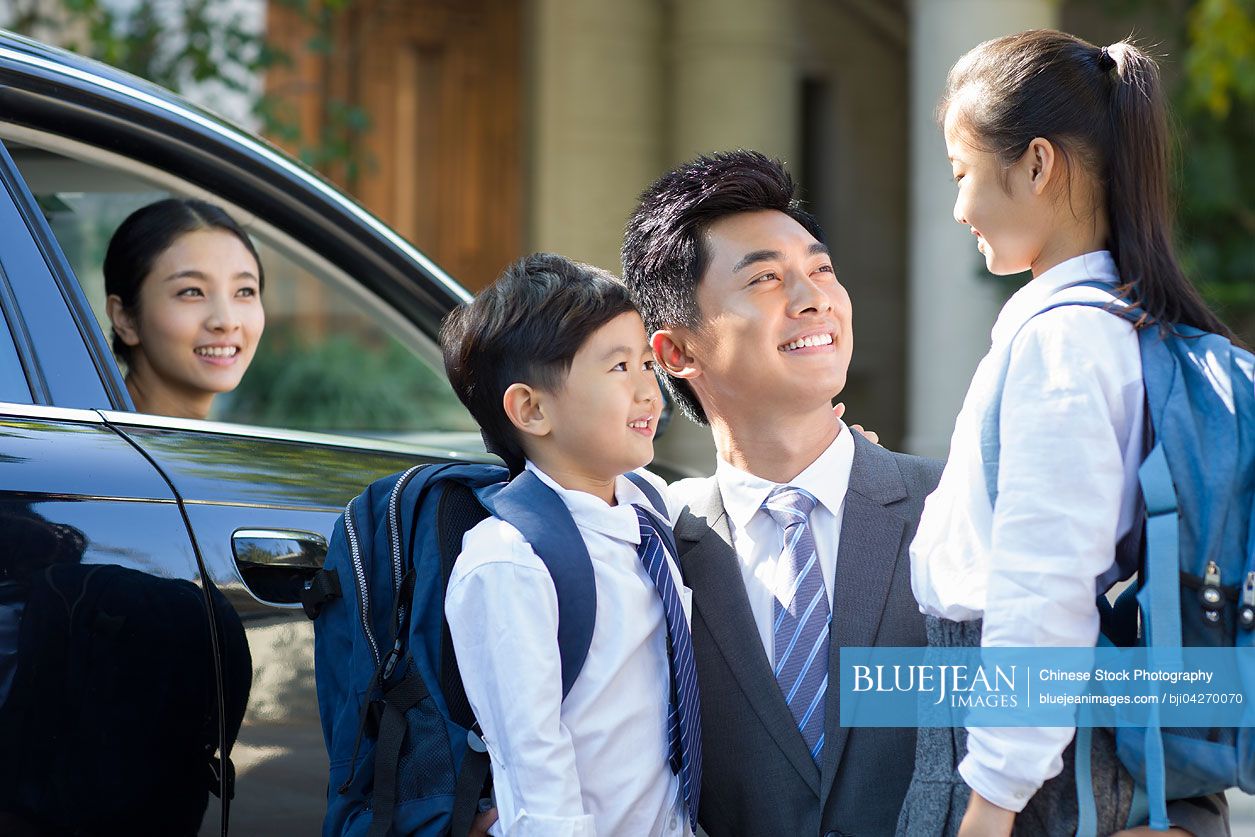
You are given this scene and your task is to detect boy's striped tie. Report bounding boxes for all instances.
[764,485,829,763]
[634,505,702,831]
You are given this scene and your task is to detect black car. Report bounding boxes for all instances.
[0,30,511,834]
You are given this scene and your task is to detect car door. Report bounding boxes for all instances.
[0,139,228,829]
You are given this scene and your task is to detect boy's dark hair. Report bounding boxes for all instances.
[620,150,825,424]
[440,253,636,475]
[942,30,1235,342]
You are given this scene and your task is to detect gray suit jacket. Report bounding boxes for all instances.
[671,433,943,837]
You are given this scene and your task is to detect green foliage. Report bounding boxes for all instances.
[1174,0,1255,341]
[1096,0,1255,339]
[9,0,277,96]
[223,326,476,434]
[6,0,372,185]
[1176,0,1255,339]
[1184,0,1255,117]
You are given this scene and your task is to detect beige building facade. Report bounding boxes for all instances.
[523,0,1068,471]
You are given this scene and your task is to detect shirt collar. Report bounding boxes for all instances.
[715,421,855,532]
[991,250,1120,346]
[524,460,644,544]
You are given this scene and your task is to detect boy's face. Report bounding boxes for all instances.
[670,209,853,422]
[538,310,662,482]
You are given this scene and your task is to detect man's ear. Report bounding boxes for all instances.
[106,295,141,347]
[1025,136,1058,196]
[651,329,701,381]
[502,382,550,438]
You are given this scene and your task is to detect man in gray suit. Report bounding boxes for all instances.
[621,150,943,836]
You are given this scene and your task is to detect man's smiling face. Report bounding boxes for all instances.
[682,209,853,422]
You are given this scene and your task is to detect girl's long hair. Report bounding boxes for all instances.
[941,29,1235,340]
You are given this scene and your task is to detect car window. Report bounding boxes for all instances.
[0,287,32,405]
[7,141,477,442]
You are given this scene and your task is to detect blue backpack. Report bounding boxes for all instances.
[982,280,1255,833]
[302,462,669,837]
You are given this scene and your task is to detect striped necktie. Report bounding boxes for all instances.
[764,485,829,764]
[634,505,702,831]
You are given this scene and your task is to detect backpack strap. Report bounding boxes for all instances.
[436,481,492,728]
[981,280,1140,509]
[1074,724,1098,837]
[625,471,668,519]
[1132,437,1182,830]
[366,666,432,837]
[479,470,596,699]
[434,480,496,837]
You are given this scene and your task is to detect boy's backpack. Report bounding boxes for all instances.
[304,462,670,837]
[0,562,252,836]
[981,280,1255,832]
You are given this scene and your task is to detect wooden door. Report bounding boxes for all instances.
[267,0,523,291]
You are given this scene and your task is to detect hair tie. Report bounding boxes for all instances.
[1098,46,1117,73]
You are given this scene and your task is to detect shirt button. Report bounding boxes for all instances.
[669,812,679,831]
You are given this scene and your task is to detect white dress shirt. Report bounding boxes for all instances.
[715,422,855,662]
[445,462,692,837]
[910,251,1144,812]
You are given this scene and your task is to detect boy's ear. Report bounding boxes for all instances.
[651,329,701,381]
[502,382,550,438]
[1026,136,1057,196]
[106,294,141,347]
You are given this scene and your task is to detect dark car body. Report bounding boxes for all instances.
[0,31,496,833]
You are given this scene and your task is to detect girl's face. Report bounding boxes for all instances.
[110,229,264,419]
[944,104,1052,276]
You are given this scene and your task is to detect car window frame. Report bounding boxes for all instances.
[0,139,122,407]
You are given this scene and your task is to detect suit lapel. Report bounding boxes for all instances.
[820,433,909,808]
[675,479,821,795]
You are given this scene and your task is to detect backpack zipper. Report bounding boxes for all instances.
[387,466,423,630]
[343,500,381,671]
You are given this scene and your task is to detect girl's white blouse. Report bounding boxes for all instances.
[909,250,1145,811]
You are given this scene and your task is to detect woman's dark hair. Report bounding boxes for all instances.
[941,29,1234,340]
[440,252,637,475]
[104,198,265,363]
[621,150,826,424]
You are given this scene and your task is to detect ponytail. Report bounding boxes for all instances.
[941,30,1238,342]
[1105,43,1235,339]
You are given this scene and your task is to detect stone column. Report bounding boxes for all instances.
[670,0,800,167]
[656,0,801,476]
[529,0,667,274]
[904,0,1059,457]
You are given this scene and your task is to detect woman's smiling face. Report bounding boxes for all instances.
[114,229,264,418]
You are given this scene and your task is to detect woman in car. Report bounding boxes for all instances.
[105,198,265,419]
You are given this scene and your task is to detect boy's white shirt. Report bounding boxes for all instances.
[910,250,1145,812]
[445,461,693,837]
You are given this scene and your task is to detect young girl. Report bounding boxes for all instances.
[899,30,1235,837]
[105,198,266,419]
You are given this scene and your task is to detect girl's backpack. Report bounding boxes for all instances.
[982,280,1255,831]
[304,462,670,837]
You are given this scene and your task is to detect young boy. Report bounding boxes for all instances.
[440,253,699,837]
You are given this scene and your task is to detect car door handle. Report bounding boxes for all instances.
[232,529,328,570]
